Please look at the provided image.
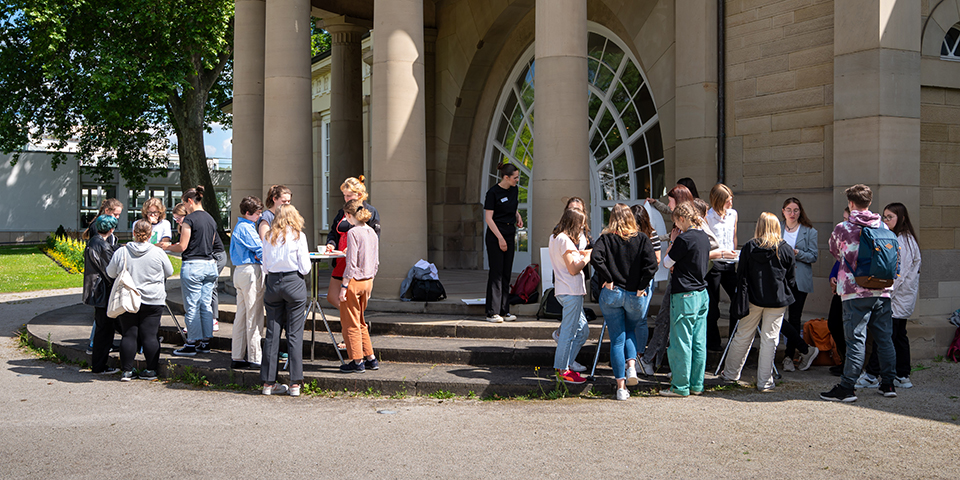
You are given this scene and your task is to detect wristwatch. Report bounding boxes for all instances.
[341,284,349,289]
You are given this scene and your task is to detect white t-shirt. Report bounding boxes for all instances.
[783,227,799,249]
[149,219,173,245]
[706,208,737,251]
[549,233,586,296]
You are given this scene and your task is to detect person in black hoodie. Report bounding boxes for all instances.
[721,212,802,392]
[591,204,658,400]
[82,215,119,374]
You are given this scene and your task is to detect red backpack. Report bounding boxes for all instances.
[510,264,541,304]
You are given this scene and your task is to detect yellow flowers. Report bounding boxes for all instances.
[41,235,85,274]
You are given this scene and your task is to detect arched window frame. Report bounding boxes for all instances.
[943,24,960,61]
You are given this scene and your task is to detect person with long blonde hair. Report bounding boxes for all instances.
[591,204,657,400]
[721,212,799,392]
[337,199,380,373]
[660,202,711,397]
[260,204,311,396]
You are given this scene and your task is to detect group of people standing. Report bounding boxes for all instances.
[483,161,922,401]
[80,178,381,394]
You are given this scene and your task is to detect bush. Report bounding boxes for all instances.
[41,234,85,274]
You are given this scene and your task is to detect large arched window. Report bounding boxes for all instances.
[944,24,960,60]
[483,25,664,270]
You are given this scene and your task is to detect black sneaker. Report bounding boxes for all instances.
[820,384,857,403]
[173,344,197,356]
[120,371,135,382]
[196,341,211,353]
[248,363,261,370]
[138,370,158,380]
[339,361,365,374]
[231,360,250,370]
[364,358,380,370]
[879,383,897,397]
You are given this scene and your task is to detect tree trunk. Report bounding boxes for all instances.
[174,87,227,243]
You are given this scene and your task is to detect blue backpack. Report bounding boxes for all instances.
[845,225,900,289]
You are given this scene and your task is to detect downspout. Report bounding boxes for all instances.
[717,0,726,184]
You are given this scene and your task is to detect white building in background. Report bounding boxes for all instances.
[0,148,231,243]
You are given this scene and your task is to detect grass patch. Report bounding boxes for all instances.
[16,327,88,368]
[0,245,83,293]
[168,365,210,388]
[427,389,456,400]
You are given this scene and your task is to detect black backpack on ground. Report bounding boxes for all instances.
[410,278,446,302]
[536,288,563,320]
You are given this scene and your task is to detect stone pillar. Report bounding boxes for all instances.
[231,0,265,222]
[424,28,440,265]
[833,1,921,218]
[263,0,314,244]
[674,0,717,191]
[532,0,589,263]
[370,0,428,297]
[322,16,370,224]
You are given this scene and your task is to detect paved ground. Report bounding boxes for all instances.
[3,289,960,478]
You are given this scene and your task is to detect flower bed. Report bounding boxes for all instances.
[41,235,85,274]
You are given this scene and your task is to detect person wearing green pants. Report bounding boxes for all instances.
[661,202,711,397]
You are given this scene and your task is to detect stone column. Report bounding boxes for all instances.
[263,0,314,244]
[532,0,589,263]
[370,0,428,297]
[322,16,370,224]
[833,1,920,218]
[231,0,265,222]
[674,0,717,191]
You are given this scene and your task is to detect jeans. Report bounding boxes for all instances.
[840,296,896,389]
[784,290,808,358]
[181,259,218,343]
[722,304,784,390]
[633,284,654,354]
[553,294,588,370]
[600,286,651,379]
[667,289,708,395]
[865,317,911,378]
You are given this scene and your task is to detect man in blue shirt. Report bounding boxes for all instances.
[230,196,265,369]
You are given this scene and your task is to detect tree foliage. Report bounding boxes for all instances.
[311,20,331,57]
[0,0,233,232]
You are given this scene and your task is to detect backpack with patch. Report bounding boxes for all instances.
[845,225,900,289]
[802,318,842,366]
[536,287,563,320]
[509,264,541,305]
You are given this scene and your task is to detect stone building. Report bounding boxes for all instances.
[232,0,960,348]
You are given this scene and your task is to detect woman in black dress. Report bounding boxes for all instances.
[483,162,522,323]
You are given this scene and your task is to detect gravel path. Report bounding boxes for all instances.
[3,288,960,478]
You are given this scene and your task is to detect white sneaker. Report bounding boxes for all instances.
[625,365,639,386]
[288,383,301,397]
[569,361,587,373]
[894,376,913,388]
[263,383,288,396]
[855,372,879,389]
[616,388,630,401]
[552,329,560,343]
[485,315,504,323]
[798,346,820,371]
[213,319,219,332]
[502,313,517,322]
[638,356,655,376]
[782,356,796,372]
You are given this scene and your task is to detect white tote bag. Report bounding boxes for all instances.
[107,247,142,318]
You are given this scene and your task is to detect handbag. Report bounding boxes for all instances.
[107,247,142,318]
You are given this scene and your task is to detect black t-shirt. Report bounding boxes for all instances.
[668,228,711,294]
[182,210,218,262]
[483,184,518,226]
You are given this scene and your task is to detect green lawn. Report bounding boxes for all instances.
[0,244,182,293]
[0,245,83,293]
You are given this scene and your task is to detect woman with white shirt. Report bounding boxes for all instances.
[260,204,311,397]
[549,208,591,385]
[704,183,738,352]
[780,197,821,372]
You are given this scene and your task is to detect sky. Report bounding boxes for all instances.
[167,123,233,160]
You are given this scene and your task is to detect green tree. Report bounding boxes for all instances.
[0,0,233,236]
[311,19,331,57]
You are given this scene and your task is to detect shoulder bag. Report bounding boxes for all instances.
[107,247,142,318]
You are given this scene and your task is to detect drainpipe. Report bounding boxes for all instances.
[717,0,726,184]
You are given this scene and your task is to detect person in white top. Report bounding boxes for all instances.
[859,202,921,389]
[141,198,172,245]
[549,208,592,385]
[260,204,311,397]
[704,183,738,352]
